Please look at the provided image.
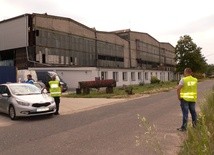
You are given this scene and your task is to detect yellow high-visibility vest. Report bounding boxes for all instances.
[180,76,198,102]
[49,80,61,97]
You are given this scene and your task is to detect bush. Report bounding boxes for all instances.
[123,85,133,95]
[150,76,160,84]
[192,72,205,79]
[139,82,144,86]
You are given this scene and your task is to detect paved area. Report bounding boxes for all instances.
[0,94,150,128]
[60,97,127,115]
[59,92,151,115]
[0,97,128,127]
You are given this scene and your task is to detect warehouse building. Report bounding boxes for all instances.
[0,13,176,88]
[0,13,129,69]
[114,29,176,80]
[114,29,175,70]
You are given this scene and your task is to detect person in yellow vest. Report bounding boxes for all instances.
[49,75,62,115]
[177,68,198,131]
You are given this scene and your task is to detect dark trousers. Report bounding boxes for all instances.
[54,97,60,114]
[180,99,197,129]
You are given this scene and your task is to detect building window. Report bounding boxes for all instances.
[70,57,73,63]
[145,72,148,80]
[138,72,142,80]
[113,72,118,81]
[131,72,135,81]
[42,54,46,63]
[101,71,108,80]
[122,72,127,81]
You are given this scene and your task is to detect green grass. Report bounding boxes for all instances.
[63,81,177,98]
[136,114,163,154]
[179,87,214,155]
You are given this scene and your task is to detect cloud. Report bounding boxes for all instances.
[10,0,57,11]
[0,0,59,20]
[167,15,214,35]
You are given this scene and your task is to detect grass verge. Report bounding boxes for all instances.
[63,81,177,98]
[179,87,214,155]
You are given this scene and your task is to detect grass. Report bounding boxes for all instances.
[179,87,214,155]
[136,114,163,155]
[63,81,177,98]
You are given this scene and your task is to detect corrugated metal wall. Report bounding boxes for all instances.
[35,28,96,66]
[35,28,125,68]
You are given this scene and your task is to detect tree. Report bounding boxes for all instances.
[206,64,214,76]
[175,35,207,74]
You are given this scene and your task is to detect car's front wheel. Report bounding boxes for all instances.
[9,105,16,120]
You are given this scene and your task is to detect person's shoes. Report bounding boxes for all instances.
[54,112,59,115]
[177,127,186,132]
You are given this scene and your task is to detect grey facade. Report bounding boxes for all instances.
[0,13,175,72]
[33,13,129,69]
[114,29,176,71]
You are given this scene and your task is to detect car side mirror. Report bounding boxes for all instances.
[41,88,48,94]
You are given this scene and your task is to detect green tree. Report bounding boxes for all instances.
[175,35,207,73]
[206,64,214,76]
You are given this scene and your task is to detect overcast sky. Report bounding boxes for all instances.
[1,0,214,64]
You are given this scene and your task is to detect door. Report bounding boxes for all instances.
[0,85,11,113]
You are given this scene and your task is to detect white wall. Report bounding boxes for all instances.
[56,70,97,88]
[28,67,174,89]
[28,67,98,88]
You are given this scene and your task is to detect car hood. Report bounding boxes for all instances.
[15,94,53,103]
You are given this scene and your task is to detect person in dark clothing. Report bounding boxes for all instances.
[25,74,35,84]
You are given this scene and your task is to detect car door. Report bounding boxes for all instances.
[0,85,5,112]
[0,85,10,113]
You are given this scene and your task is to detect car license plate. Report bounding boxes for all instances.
[37,107,49,112]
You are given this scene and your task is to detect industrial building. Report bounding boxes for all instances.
[0,13,176,88]
[114,30,175,71]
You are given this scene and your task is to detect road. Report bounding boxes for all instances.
[0,80,213,155]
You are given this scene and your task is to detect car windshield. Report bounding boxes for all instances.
[9,84,41,95]
[34,83,43,89]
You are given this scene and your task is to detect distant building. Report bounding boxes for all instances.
[114,29,175,71]
[0,13,177,88]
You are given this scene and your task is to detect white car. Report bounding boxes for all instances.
[0,83,56,120]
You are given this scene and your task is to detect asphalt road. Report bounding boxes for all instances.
[0,80,213,155]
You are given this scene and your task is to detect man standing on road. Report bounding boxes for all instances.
[49,75,62,115]
[177,68,198,131]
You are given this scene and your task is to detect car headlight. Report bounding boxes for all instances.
[50,100,55,104]
[16,100,30,106]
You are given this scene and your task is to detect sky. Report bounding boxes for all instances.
[0,0,214,64]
